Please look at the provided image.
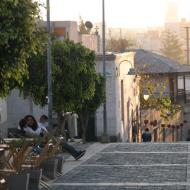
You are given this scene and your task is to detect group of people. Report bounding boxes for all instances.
[17,115,86,160]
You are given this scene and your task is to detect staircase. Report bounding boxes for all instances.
[49,142,190,190]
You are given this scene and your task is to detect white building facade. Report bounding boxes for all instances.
[96,52,140,142]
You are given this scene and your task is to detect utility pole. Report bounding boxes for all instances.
[101,0,109,143]
[185,27,190,65]
[47,0,53,128]
[183,27,190,104]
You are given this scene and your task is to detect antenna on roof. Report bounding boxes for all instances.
[85,21,93,29]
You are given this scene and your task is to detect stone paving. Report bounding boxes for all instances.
[47,143,190,190]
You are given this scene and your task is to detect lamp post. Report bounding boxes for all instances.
[143,94,149,101]
[101,0,109,143]
[47,0,53,128]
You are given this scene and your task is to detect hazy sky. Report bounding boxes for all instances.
[40,0,190,28]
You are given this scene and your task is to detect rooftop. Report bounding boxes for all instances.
[128,49,190,75]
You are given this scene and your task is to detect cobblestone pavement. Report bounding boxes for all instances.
[47,142,190,190]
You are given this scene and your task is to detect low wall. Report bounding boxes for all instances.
[140,108,184,142]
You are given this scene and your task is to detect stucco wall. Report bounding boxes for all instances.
[81,34,99,52]
[96,54,118,139]
[95,53,140,142]
[6,89,47,130]
[116,53,140,142]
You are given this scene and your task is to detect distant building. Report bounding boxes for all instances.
[163,18,190,64]
[165,1,179,23]
[39,20,100,52]
[131,49,190,141]
[136,29,162,53]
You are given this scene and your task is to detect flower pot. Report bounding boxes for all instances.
[161,124,165,128]
[41,157,58,179]
[22,169,42,190]
[7,173,30,190]
[56,154,65,174]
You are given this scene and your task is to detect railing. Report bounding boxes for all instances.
[176,89,190,104]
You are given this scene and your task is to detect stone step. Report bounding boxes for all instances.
[102,143,188,153]
[46,143,190,190]
[49,184,187,190]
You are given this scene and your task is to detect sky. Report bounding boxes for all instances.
[40,0,190,28]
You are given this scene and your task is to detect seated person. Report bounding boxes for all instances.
[19,115,85,160]
[38,115,49,128]
[24,115,47,137]
[17,118,27,136]
[8,118,27,138]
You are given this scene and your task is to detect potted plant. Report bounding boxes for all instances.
[7,173,30,190]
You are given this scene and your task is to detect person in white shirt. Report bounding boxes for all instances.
[38,115,49,129]
[24,115,47,137]
[22,115,85,160]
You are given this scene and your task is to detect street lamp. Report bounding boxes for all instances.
[101,0,109,143]
[47,0,53,128]
[143,94,149,101]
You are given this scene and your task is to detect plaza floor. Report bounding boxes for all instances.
[47,142,190,190]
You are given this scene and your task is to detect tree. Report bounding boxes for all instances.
[106,37,134,52]
[52,40,97,114]
[140,75,181,121]
[0,0,44,97]
[76,74,105,143]
[20,39,100,139]
[160,31,184,64]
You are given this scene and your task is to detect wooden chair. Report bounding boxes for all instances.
[23,139,60,168]
[0,137,60,189]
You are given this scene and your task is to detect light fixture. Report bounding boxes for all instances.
[128,68,136,75]
[143,94,149,101]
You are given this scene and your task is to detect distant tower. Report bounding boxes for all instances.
[165,1,179,23]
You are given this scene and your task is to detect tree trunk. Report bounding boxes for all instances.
[57,112,66,139]
[80,112,89,144]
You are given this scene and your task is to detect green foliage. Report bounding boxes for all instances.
[20,48,48,106]
[0,0,44,97]
[20,39,98,114]
[160,31,184,63]
[140,76,181,120]
[76,73,105,143]
[77,74,105,114]
[8,138,28,148]
[32,133,58,145]
[52,40,97,113]
[88,74,105,113]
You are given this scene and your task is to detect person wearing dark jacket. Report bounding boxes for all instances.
[142,128,152,142]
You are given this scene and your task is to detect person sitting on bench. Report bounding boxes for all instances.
[18,115,86,160]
